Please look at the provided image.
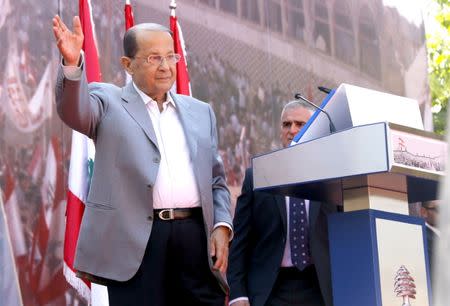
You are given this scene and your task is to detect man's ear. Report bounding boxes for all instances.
[121,56,133,75]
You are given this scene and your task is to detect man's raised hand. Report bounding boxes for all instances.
[52,15,84,66]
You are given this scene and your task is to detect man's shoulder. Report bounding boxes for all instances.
[88,81,121,94]
[173,93,210,108]
[244,167,253,178]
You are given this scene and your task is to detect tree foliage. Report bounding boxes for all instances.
[427,0,450,134]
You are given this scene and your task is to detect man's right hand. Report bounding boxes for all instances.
[52,15,84,66]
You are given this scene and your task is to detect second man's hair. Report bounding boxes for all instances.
[281,100,315,117]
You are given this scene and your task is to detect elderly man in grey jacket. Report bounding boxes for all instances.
[52,15,232,306]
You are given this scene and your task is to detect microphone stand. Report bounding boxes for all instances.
[294,93,336,133]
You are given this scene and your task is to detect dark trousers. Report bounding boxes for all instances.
[265,265,325,306]
[107,213,225,306]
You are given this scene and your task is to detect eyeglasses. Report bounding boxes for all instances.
[281,121,306,129]
[133,54,182,66]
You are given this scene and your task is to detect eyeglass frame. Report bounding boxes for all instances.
[131,53,182,66]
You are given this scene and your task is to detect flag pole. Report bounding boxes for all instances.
[170,0,176,17]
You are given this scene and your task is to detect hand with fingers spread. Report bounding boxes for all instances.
[52,15,84,66]
[210,226,230,273]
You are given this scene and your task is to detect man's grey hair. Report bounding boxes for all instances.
[123,23,173,58]
[281,100,315,118]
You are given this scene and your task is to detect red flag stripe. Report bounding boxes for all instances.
[64,190,86,268]
[3,166,15,202]
[79,0,102,83]
[125,2,134,31]
[170,15,191,96]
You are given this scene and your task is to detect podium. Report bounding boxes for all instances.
[252,84,447,306]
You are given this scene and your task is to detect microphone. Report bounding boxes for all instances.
[294,93,336,133]
[318,86,332,94]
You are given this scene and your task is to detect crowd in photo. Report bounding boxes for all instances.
[189,51,292,188]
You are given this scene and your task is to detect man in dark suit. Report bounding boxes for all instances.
[52,16,232,306]
[420,200,440,281]
[227,100,335,306]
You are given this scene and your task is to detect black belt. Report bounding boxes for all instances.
[153,208,202,221]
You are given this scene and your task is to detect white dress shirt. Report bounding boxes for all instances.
[133,83,201,209]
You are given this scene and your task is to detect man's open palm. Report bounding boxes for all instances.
[52,15,84,66]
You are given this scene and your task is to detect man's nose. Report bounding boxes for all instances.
[289,125,299,135]
[158,57,170,69]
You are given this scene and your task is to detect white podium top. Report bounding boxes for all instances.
[294,83,424,145]
[253,122,445,204]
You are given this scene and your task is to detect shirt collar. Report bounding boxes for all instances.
[426,222,441,237]
[132,82,176,108]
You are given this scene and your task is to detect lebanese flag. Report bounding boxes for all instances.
[170,7,191,96]
[63,0,105,304]
[79,0,101,83]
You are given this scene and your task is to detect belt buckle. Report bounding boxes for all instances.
[158,209,174,220]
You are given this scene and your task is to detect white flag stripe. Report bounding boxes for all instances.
[68,131,95,202]
[4,191,27,256]
[41,140,57,226]
[91,284,109,306]
[28,63,53,118]
[63,263,91,301]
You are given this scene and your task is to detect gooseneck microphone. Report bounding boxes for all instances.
[318,86,332,94]
[294,93,336,133]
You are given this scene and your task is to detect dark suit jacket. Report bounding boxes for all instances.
[425,223,438,283]
[227,168,335,306]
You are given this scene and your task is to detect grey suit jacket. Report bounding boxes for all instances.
[55,66,232,288]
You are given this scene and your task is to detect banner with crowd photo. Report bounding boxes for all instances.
[126,0,431,205]
[0,0,82,304]
[2,45,54,134]
[0,0,430,305]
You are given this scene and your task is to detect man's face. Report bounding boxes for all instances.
[129,30,176,100]
[280,107,312,148]
[421,201,439,227]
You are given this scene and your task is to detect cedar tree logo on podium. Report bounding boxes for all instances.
[394,265,416,306]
